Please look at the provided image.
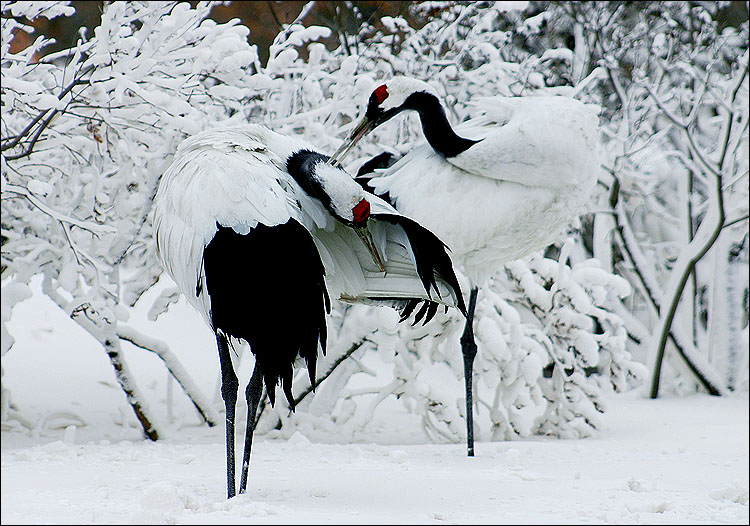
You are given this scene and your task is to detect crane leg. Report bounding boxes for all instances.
[238,361,263,495]
[216,333,239,499]
[459,287,479,457]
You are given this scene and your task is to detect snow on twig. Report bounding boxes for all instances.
[2,183,117,236]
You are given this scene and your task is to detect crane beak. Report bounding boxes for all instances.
[354,223,386,272]
[328,117,374,168]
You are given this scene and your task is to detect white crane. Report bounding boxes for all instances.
[328,77,602,457]
[152,124,465,498]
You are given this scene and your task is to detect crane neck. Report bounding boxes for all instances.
[404,92,480,158]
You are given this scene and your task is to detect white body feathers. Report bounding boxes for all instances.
[364,95,601,284]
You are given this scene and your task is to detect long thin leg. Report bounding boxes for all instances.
[460,287,479,457]
[216,332,239,499]
[238,360,264,495]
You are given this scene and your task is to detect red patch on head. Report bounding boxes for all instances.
[352,199,370,224]
[374,84,389,104]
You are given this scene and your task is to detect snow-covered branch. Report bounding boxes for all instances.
[2,183,116,236]
[116,324,220,427]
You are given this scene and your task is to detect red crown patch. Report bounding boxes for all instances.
[374,84,389,104]
[353,199,370,224]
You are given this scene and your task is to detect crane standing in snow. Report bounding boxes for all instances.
[153,124,465,498]
[328,77,602,457]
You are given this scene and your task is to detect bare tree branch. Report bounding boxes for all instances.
[1,64,94,152]
[72,304,160,440]
[293,338,366,407]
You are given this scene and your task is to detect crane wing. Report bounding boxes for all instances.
[447,95,601,188]
[153,126,310,325]
[310,193,466,319]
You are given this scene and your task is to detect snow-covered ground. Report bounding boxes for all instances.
[2,280,748,524]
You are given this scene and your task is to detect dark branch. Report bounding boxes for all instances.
[293,339,366,407]
[2,64,94,156]
[266,0,283,30]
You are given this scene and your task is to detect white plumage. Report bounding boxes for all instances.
[152,123,465,498]
[365,94,600,284]
[330,76,602,457]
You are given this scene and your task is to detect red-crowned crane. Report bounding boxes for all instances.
[153,124,465,499]
[328,77,601,457]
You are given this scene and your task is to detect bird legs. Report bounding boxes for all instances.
[460,287,479,457]
[238,362,263,495]
[216,332,265,498]
[216,332,239,498]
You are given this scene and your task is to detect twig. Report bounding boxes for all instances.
[59,221,111,273]
[266,0,283,31]
[291,338,366,407]
[3,79,94,161]
[2,183,117,236]
[640,82,721,179]
[267,1,317,63]
[723,214,749,229]
[1,64,94,152]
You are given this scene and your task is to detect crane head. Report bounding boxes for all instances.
[328,77,439,167]
[312,163,386,272]
[287,150,386,272]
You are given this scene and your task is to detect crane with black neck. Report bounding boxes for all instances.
[328,77,601,457]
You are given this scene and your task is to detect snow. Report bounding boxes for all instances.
[2,279,748,524]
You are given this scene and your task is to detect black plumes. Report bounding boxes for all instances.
[393,298,441,326]
[355,156,466,321]
[202,220,330,407]
[355,152,397,207]
[356,152,397,178]
[376,213,466,318]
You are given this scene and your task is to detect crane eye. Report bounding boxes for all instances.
[374,85,389,104]
[352,199,370,224]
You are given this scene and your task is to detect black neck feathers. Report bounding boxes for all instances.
[403,92,480,158]
[286,149,334,213]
